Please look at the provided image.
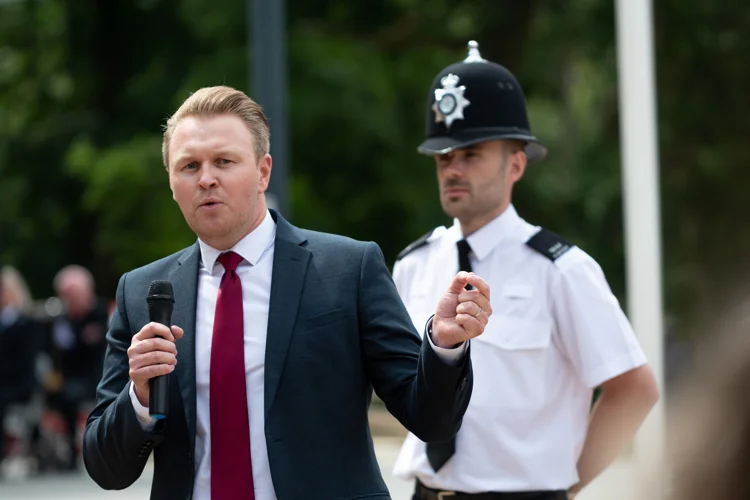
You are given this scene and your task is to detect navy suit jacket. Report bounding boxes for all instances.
[83,210,472,500]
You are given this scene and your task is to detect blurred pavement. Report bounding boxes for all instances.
[0,406,640,500]
[0,436,413,500]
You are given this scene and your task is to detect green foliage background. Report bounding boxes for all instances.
[1,0,748,337]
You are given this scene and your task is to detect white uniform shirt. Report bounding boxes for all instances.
[391,204,647,493]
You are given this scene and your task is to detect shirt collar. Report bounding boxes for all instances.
[198,209,276,274]
[451,204,522,262]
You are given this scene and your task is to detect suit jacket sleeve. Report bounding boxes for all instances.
[82,272,165,490]
[358,242,473,442]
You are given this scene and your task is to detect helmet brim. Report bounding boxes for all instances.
[418,132,548,164]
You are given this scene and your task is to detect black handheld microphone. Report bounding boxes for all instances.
[147,280,175,420]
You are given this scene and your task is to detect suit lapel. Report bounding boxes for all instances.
[170,242,200,451]
[264,210,310,417]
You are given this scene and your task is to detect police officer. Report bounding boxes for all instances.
[391,41,660,500]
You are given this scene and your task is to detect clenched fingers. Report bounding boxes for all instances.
[128,337,177,357]
[446,271,473,294]
[465,273,490,301]
[129,350,178,371]
[455,301,485,319]
[128,322,182,388]
[457,289,492,318]
[134,322,175,342]
[129,363,175,386]
[455,314,485,339]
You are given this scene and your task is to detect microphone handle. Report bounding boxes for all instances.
[149,302,173,420]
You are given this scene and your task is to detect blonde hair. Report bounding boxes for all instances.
[161,86,270,168]
[0,265,32,311]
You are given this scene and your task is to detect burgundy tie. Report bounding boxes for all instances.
[210,251,254,499]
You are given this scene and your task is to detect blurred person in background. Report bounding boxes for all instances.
[664,300,750,500]
[391,41,659,500]
[46,264,109,470]
[0,265,43,473]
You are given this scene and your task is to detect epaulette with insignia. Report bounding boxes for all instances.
[526,228,575,261]
[396,229,436,261]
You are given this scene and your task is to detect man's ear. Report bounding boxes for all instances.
[509,150,528,183]
[167,167,177,200]
[258,153,272,193]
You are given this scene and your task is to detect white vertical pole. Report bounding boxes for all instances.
[614,0,665,497]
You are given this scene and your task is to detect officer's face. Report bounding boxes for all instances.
[435,140,525,227]
[168,114,272,250]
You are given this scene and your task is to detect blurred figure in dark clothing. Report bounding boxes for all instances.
[0,265,42,469]
[46,265,108,470]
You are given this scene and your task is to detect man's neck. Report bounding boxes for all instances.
[460,201,510,237]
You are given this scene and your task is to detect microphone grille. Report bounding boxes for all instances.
[147,280,174,300]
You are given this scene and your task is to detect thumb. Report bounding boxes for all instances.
[446,271,471,294]
[171,325,185,341]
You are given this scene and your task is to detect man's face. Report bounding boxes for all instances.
[435,140,525,227]
[57,274,93,318]
[168,114,272,250]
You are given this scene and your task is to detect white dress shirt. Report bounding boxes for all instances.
[130,209,466,499]
[392,204,647,493]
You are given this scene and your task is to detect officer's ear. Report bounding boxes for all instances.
[507,143,528,183]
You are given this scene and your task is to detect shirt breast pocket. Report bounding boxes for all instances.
[472,316,552,410]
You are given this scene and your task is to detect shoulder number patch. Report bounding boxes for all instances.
[526,228,574,261]
[396,229,435,261]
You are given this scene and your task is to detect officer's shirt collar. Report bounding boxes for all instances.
[453,204,521,262]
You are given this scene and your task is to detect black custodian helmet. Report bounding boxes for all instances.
[418,41,547,163]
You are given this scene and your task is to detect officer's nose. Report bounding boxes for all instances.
[440,159,464,180]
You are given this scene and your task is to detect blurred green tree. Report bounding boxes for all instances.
[0,0,748,338]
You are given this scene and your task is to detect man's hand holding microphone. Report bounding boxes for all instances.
[127,281,182,419]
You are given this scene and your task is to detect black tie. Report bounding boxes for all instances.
[426,238,472,472]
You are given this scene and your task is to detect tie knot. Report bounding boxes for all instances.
[217,251,243,272]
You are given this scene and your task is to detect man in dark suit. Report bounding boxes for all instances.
[83,86,492,500]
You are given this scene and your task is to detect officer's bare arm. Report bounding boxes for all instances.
[569,364,659,495]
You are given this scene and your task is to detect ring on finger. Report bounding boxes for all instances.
[473,307,483,318]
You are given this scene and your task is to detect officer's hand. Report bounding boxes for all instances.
[128,322,184,407]
[431,271,491,348]
[567,483,581,499]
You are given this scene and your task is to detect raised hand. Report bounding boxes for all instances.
[431,271,491,348]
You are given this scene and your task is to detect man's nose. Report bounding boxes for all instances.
[197,164,218,189]
[441,161,464,179]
